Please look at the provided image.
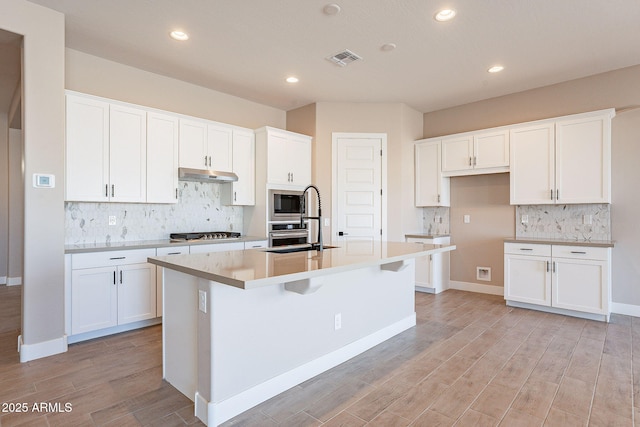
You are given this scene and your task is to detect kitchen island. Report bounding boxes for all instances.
[148,240,455,426]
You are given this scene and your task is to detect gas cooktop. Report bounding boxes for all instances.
[170,231,241,242]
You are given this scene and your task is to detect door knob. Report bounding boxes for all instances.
[338,231,349,236]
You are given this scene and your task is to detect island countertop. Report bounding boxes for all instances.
[148,241,456,290]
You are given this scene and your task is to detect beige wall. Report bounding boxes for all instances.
[424,64,640,304]
[0,114,7,282]
[450,174,513,287]
[287,102,423,243]
[1,0,66,353]
[66,49,285,130]
[8,128,23,283]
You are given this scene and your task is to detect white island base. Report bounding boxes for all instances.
[162,261,416,426]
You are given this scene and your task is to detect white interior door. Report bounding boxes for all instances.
[334,134,384,244]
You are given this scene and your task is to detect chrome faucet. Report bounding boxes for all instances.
[300,184,323,251]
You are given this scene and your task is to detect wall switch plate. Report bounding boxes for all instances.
[334,313,342,330]
[108,216,116,226]
[435,216,442,224]
[198,290,207,313]
[521,215,528,224]
[463,214,471,224]
[324,218,330,227]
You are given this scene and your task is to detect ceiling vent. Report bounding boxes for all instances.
[326,49,362,67]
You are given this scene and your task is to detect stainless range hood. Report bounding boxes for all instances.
[178,167,238,183]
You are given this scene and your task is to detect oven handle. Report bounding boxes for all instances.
[270,232,309,238]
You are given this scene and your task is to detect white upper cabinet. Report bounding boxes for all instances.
[109,104,147,203]
[441,129,509,176]
[66,93,147,203]
[555,113,611,204]
[178,119,233,172]
[510,109,613,205]
[509,123,555,205]
[414,140,449,207]
[147,112,179,203]
[227,128,256,205]
[207,123,233,172]
[257,127,312,188]
[66,94,110,202]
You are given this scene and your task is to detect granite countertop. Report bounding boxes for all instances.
[64,236,268,254]
[148,241,457,290]
[504,237,615,248]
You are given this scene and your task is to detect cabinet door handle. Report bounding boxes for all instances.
[519,248,533,251]
[437,194,441,203]
[120,270,123,284]
[109,256,126,260]
[111,184,115,197]
[291,172,294,182]
[234,191,237,201]
[105,184,108,197]
[546,261,550,272]
[550,189,554,200]
[469,157,472,166]
[208,156,212,167]
[175,188,178,199]
[556,189,559,200]
[473,156,477,166]
[113,271,116,285]
[167,252,182,255]
[552,262,556,273]
[570,251,587,254]
[204,155,208,167]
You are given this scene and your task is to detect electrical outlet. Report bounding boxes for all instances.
[435,216,442,224]
[583,214,593,225]
[108,216,116,226]
[463,214,471,224]
[334,313,342,330]
[324,218,330,227]
[521,215,529,224]
[198,290,207,313]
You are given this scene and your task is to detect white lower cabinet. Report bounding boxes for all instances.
[70,248,157,335]
[244,240,268,249]
[504,242,611,320]
[406,236,451,294]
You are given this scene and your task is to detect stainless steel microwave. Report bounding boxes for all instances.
[269,189,307,221]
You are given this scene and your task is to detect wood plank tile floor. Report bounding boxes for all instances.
[1,289,638,426]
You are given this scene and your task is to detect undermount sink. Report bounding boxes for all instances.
[263,245,339,254]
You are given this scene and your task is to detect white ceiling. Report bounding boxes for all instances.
[19,0,640,112]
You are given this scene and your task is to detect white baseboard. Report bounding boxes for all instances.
[18,334,68,363]
[0,276,6,285]
[197,314,417,426]
[610,302,640,318]
[449,280,504,296]
[7,276,22,286]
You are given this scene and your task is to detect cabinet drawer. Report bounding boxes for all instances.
[552,245,609,261]
[72,248,156,269]
[157,246,189,256]
[504,243,551,256]
[407,236,450,245]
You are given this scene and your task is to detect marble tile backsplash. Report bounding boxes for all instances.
[65,182,243,245]
[516,204,611,241]
[422,207,450,235]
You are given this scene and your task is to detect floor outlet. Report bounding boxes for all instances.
[198,290,207,313]
[334,313,341,330]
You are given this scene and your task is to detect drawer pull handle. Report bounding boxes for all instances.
[519,248,533,251]
[109,257,126,260]
[570,251,587,254]
[167,252,182,255]
[120,270,123,284]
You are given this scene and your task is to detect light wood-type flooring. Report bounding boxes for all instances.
[1,288,638,426]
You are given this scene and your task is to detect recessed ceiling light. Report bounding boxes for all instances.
[286,76,299,83]
[488,65,505,73]
[434,9,456,22]
[381,43,397,52]
[323,3,341,15]
[170,30,189,41]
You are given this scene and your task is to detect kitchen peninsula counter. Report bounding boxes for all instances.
[151,240,455,426]
[148,241,456,290]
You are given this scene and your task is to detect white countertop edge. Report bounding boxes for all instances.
[65,236,268,254]
[149,244,456,290]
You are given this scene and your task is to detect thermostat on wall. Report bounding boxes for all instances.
[33,173,55,188]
